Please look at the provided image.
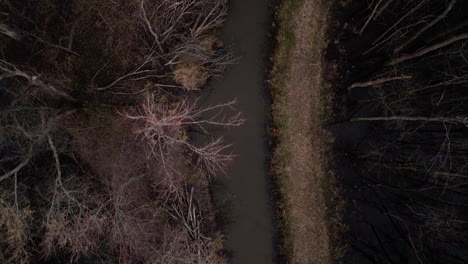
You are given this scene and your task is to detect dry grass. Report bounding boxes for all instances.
[173,62,210,90]
[173,36,220,91]
[0,199,32,264]
[270,0,344,263]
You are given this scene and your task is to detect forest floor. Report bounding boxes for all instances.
[270,0,343,262]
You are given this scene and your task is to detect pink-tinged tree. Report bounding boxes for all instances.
[120,94,244,188]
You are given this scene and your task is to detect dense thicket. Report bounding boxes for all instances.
[328,0,468,263]
[0,0,237,263]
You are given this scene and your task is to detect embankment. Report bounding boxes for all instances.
[269,0,344,263]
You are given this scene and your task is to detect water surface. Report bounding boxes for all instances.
[200,0,276,263]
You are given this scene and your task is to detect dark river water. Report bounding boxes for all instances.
[198,0,277,263]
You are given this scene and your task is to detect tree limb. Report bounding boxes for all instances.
[348,75,412,90]
[360,0,384,34]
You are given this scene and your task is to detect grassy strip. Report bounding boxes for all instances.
[268,0,304,261]
[269,0,345,262]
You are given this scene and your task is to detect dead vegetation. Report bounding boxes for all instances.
[0,0,237,263]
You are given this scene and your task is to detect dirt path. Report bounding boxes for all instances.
[278,0,332,262]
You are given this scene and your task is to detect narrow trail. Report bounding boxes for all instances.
[270,0,333,262]
[284,1,331,262]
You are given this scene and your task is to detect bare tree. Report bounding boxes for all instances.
[41,136,108,260]
[119,93,243,185]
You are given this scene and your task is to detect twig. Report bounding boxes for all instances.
[372,0,429,46]
[373,0,394,21]
[0,146,33,182]
[139,0,164,54]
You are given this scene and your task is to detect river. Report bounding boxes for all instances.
[199,0,277,263]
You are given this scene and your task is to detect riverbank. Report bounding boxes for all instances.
[269,0,344,262]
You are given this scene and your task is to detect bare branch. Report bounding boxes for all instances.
[139,0,164,54]
[352,115,468,126]
[373,0,394,21]
[388,33,468,65]
[394,0,457,54]
[360,0,384,34]
[372,0,429,46]
[348,75,412,90]
[0,146,32,183]
[0,60,75,101]
[0,23,22,40]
